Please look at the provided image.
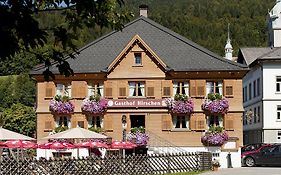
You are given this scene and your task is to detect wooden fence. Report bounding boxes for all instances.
[0,152,211,175]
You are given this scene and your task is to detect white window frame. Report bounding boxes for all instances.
[134,53,142,65]
[276,77,281,93]
[55,116,71,128]
[172,115,190,130]
[173,81,189,96]
[206,81,223,95]
[277,105,281,121]
[207,115,223,129]
[56,83,71,97]
[88,116,104,128]
[128,81,145,97]
[87,82,104,97]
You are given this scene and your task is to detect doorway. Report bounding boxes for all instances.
[130,115,145,128]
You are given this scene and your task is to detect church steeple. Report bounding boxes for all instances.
[225,23,233,60]
[268,0,281,47]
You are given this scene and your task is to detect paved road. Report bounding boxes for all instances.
[200,167,281,175]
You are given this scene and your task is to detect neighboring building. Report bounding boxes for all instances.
[31,8,247,167]
[238,0,281,144]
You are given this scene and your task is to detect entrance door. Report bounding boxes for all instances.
[130,115,145,128]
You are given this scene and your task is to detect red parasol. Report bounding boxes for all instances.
[0,141,6,148]
[4,140,37,149]
[110,141,137,149]
[38,142,75,149]
[75,141,109,149]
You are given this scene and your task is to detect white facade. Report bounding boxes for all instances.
[243,62,281,144]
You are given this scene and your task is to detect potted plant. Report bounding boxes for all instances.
[88,127,104,133]
[49,95,74,114]
[127,127,149,146]
[81,95,108,114]
[212,159,220,171]
[54,125,68,133]
[201,126,229,146]
[165,94,194,114]
[201,93,229,115]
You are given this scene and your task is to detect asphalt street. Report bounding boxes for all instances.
[200,167,281,175]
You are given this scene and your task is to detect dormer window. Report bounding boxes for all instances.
[134,53,142,65]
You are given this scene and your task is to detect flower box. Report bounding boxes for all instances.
[127,128,149,146]
[165,94,194,114]
[201,131,229,146]
[81,95,108,114]
[201,93,229,115]
[49,95,74,114]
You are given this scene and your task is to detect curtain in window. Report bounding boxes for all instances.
[206,82,214,95]
[173,82,178,96]
[218,116,223,127]
[185,116,189,129]
[99,83,104,97]
[206,116,210,129]
[129,82,136,96]
[139,83,145,96]
[88,116,93,127]
[172,116,177,128]
[218,81,223,95]
[56,84,64,96]
[100,116,104,128]
[88,84,94,97]
[184,82,189,96]
[67,117,71,128]
[55,116,60,127]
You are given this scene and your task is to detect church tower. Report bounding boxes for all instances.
[269,0,281,47]
[225,23,233,60]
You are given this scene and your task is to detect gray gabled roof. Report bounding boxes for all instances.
[31,16,247,75]
[239,47,281,66]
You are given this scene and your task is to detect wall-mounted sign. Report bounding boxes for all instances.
[107,99,167,108]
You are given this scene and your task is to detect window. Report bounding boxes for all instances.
[172,115,190,129]
[276,77,281,92]
[55,116,70,128]
[243,87,245,102]
[88,116,103,128]
[207,115,223,128]
[56,83,71,97]
[277,106,281,121]
[249,83,252,100]
[77,121,85,128]
[245,86,248,102]
[206,81,223,95]
[253,80,256,98]
[173,81,189,96]
[88,83,104,97]
[254,107,257,123]
[257,78,260,96]
[129,82,145,97]
[258,106,261,122]
[277,131,281,142]
[134,53,142,65]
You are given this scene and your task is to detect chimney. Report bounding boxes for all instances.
[139,4,148,17]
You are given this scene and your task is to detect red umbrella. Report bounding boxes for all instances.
[4,140,36,149]
[110,141,137,149]
[75,141,109,148]
[38,142,75,149]
[0,141,6,148]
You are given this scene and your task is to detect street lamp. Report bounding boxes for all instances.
[121,115,127,141]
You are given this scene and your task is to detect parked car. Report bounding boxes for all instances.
[242,144,281,167]
[241,143,268,154]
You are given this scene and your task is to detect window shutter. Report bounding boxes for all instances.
[146,80,155,97]
[118,80,127,98]
[223,80,234,97]
[196,80,206,97]
[45,82,55,98]
[189,80,196,97]
[162,115,171,130]
[190,114,196,130]
[104,115,113,131]
[195,114,206,131]
[224,114,234,130]
[44,121,52,130]
[104,81,113,98]
[72,81,87,98]
[162,80,172,97]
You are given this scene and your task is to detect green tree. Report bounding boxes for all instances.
[3,103,36,137]
[1,0,133,79]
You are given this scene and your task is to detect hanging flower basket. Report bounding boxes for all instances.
[81,95,108,114]
[201,93,229,115]
[201,126,229,146]
[165,94,194,114]
[49,95,74,114]
[127,128,149,146]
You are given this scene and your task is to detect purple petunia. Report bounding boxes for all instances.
[165,97,194,114]
[201,131,229,146]
[81,97,108,114]
[127,131,149,146]
[201,98,229,115]
[49,99,74,114]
